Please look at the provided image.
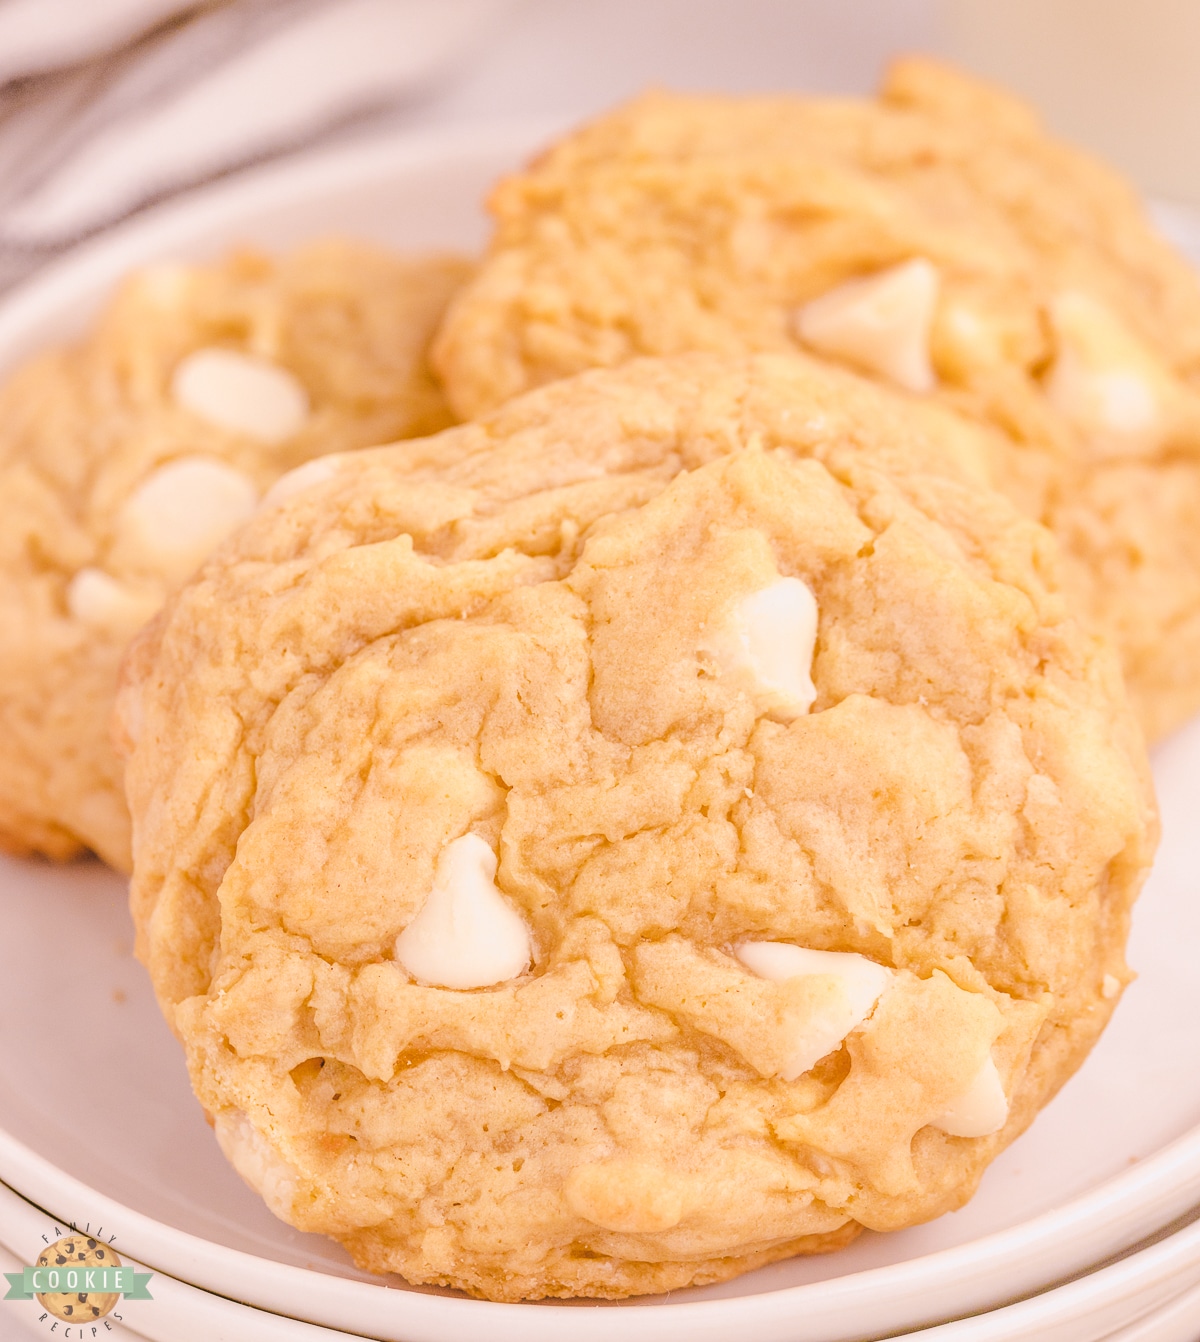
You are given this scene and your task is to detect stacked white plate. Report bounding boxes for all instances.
[1,124,1198,1342]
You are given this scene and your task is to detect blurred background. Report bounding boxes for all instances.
[0,0,1195,293]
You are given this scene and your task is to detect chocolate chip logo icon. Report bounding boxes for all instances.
[4,1227,152,1328]
[33,1237,121,1323]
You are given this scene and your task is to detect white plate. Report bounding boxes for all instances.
[3,1173,1197,1342]
[1104,1275,1200,1342]
[902,1217,1200,1342]
[0,123,1199,1342]
[2,1182,1199,1342]
[0,1179,367,1342]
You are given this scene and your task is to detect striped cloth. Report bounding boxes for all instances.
[0,0,510,292]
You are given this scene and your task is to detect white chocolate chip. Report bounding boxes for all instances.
[1044,292,1175,457]
[700,576,819,721]
[116,455,258,581]
[171,346,309,443]
[931,1055,1009,1138]
[564,1158,688,1233]
[794,258,940,393]
[260,454,345,510]
[395,833,532,990]
[213,1109,297,1220]
[66,567,159,630]
[735,941,893,1079]
[1102,973,1122,999]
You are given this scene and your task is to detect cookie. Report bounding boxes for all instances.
[0,240,470,869]
[432,59,1200,741]
[35,1236,121,1324]
[116,354,1156,1300]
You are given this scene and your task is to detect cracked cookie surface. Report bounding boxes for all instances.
[433,58,1200,742]
[0,240,469,868]
[118,354,1156,1300]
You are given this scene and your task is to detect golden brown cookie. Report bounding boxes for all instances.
[0,240,470,869]
[117,355,1156,1300]
[433,59,1200,741]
